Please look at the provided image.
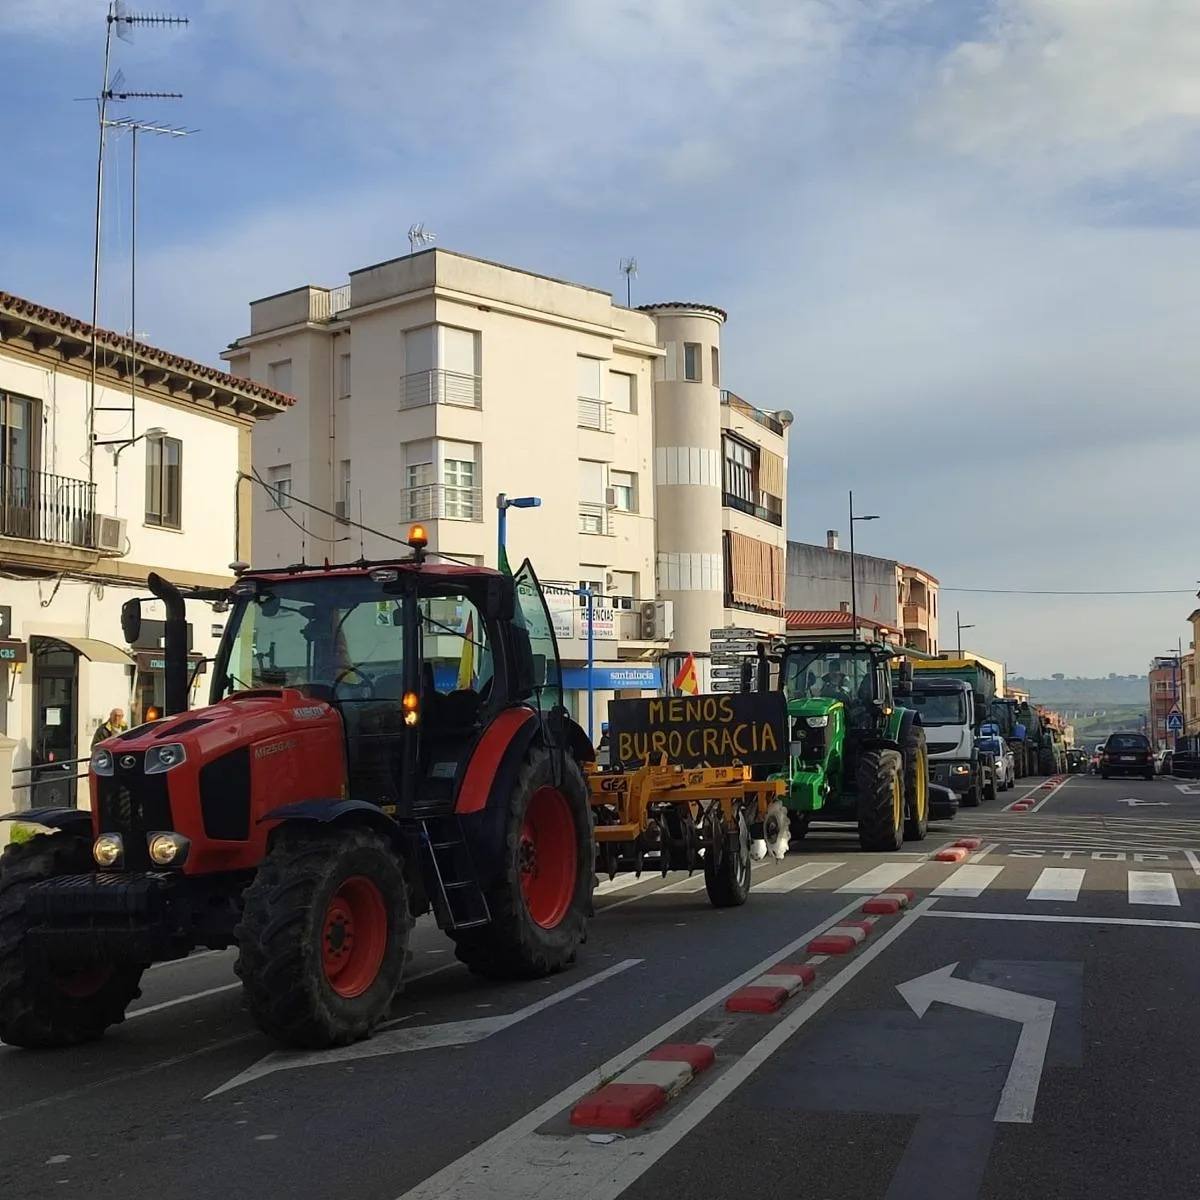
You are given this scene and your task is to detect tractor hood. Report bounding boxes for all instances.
[787,696,843,722]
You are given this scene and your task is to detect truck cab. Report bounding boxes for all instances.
[903,676,985,806]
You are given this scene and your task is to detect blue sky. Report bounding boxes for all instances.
[4,0,1200,676]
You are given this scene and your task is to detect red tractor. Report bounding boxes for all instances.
[0,531,595,1049]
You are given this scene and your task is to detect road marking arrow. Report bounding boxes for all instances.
[1119,798,1169,807]
[205,957,641,1098]
[896,962,1056,1123]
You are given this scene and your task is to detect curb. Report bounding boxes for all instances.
[954,837,982,850]
[861,888,913,914]
[726,962,816,1013]
[808,918,875,955]
[570,1042,716,1129]
[934,846,969,862]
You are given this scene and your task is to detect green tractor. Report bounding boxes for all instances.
[767,638,929,852]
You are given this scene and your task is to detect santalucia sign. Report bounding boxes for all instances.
[607,691,789,771]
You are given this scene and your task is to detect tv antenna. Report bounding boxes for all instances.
[619,257,638,307]
[408,223,436,253]
[86,1,190,483]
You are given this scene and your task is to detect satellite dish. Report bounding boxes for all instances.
[775,409,795,427]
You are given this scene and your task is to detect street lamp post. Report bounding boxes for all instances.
[496,492,541,569]
[848,490,879,640]
[956,611,975,658]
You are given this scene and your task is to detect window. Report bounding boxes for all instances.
[145,435,182,529]
[337,460,351,521]
[579,573,605,607]
[577,357,602,400]
[610,470,635,512]
[267,359,292,394]
[609,371,635,414]
[710,346,720,388]
[267,464,292,509]
[610,570,637,608]
[683,342,701,382]
[1,392,37,473]
[338,353,352,398]
[579,460,607,533]
[1155,681,1169,694]
[443,457,476,520]
[577,357,608,429]
[722,436,756,504]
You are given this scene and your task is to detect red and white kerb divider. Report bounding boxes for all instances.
[569,889,916,1131]
[1006,775,1068,812]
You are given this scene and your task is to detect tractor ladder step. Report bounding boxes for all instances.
[420,817,491,931]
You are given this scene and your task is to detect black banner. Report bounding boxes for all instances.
[607,691,788,771]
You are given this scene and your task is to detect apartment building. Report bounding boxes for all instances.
[785,534,940,653]
[0,290,290,813]
[222,249,789,729]
[1149,655,1181,749]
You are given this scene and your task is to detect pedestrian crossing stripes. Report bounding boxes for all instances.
[834,862,918,894]
[1027,868,1085,902]
[756,861,845,893]
[1127,871,1180,906]
[931,865,1004,898]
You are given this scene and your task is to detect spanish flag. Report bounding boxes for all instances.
[457,612,474,690]
[672,653,699,696]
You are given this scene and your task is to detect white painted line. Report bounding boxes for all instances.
[835,862,919,894]
[1185,850,1200,876]
[208,958,643,1097]
[395,899,933,1200]
[127,982,241,1019]
[600,872,708,910]
[755,861,845,893]
[926,909,1200,931]
[1127,871,1181,907]
[931,865,1004,898]
[1029,776,1072,812]
[968,842,1000,863]
[148,949,224,972]
[1026,868,1086,903]
[593,875,647,897]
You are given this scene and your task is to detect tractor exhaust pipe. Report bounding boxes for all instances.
[147,571,189,717]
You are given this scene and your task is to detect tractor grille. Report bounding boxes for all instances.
[95,752,173,870]
[199,747,251,840]
[791,719,827,760]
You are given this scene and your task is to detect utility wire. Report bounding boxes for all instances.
[939,587,1195,596]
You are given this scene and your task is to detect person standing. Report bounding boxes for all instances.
[92,707,127,747]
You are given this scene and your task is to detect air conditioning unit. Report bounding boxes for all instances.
[94,513,127,556]
[640,599,674,641]
[334,499,348,523]
[604,487,617,508]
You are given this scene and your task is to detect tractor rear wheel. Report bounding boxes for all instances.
[0,835,144,1048]
[704,810,752,907]
[856,749,905,852]
[452,746,592,980]
[901,724,929,842]
[235,825,411,1048]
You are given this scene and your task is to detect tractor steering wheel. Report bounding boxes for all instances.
[332,665,376,700]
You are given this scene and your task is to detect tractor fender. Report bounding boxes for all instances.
[258,798,405,846]
[0,808,92,836]
[895,708,922,743]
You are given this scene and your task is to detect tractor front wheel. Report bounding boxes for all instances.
[452,746,593,980]
[704,810,752,908]
[856,749,905,852]
[0,835,145,1048]
[235,825,411,1048]
[901,724,929,842]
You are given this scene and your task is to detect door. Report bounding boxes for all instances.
[512,559,563,714]
[31,638,80,806]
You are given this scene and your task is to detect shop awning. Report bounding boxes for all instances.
[45,636,134,666]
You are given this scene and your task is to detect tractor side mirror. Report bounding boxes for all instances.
[120,598,142,645]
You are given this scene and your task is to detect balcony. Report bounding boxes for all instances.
[578,502,612,535]
[721,391,784,437]
[722,491,783,527]
[400,369,482,410]
[903,604,929,630]
[401,483,483,522]
[1,464,96,550]
[576,398,613,432]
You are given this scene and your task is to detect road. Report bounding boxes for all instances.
[3,769,1199,1199]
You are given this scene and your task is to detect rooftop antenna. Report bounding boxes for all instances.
[408,223,436,253]
[86,1,189,485]
[358,490,366,560]
[619,257,638,307]
[93,119,195,453]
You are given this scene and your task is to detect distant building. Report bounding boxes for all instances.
[1180,648,1197,737]
[785,534,939,652]
[1149,655,1182,748]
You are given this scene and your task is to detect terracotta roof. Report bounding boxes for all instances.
[897,562,940,585]
[0,290,295,409]
[785,609,892,631]
[637,301,728,322]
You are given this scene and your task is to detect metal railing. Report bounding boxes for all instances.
[308,284,352,322]
[576,398,613,432]
[721,390,785,437]
[400,369,482,410]
[401,483,483,522]
[1,464,97,548]
[722,490,783,527]
[578,502,612,535]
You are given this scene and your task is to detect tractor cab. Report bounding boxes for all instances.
[780,639,897,747]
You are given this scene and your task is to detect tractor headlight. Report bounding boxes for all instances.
[147,832,190,867]
[93,833,124,868]
[145,743,186,775]
[806,716,829,728]
[952,764,970,776]
[91,747,114,777]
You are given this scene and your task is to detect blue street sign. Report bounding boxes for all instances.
[1167,712,1183,733]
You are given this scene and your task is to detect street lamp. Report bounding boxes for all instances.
[496,492,541,568]
[848,490,879,639]
[956,611,975,658]
[94,424,167,461]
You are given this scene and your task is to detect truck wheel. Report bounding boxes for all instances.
[984,775,997,803]
[704,810,752,907]
[235,825,411,1048]
[960,778,981,807]
[857,750,904,852]
[452,746,593,980]
[0,835,144,1048]
[901,724,929,842]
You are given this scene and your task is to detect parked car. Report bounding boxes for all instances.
[1100,732,1154,780]
[1155,749,1174,776]
[976,732,1015,791]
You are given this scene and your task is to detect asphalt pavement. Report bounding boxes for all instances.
[3,769,1199,1200]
